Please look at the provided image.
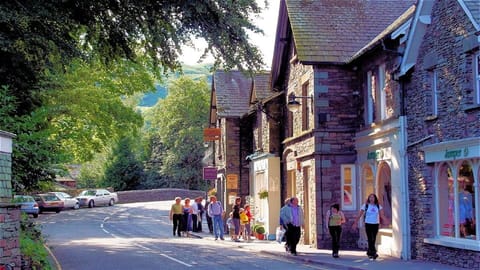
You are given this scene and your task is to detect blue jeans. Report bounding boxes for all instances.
[213,214,224,238]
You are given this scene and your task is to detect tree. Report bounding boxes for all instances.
[146,76,210,190]
[1,0,265,191]
[103,137,144,191]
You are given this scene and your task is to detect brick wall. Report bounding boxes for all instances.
[405,0,480,268]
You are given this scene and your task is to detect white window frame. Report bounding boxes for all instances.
[366,71,374,124]
[475,52,480,105]
[379,64,387,120]
[341,164,356,210]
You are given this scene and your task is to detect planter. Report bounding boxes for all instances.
[255,233,265,240]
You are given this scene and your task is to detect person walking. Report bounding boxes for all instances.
[169,197,183,237]
[243,204,253,241]
[279,198,291,252]
[183,198,193,237]
[207,195,225,240]
[282,197,304,256]
[205,198,214,234]
[352,193,388,260]
[231,197,241,242]
[325,203,346,258]
[191,197,199,232]
[196,196,204,232]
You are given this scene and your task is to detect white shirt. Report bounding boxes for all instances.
[361,203,382,224]
[191,202,199,214]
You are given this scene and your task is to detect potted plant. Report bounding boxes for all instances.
[258,190,268,199]
[255,225,265,240]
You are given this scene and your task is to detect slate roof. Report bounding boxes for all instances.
[286,0,416,64]
[251,72,273,102]
[462,0,480,30]
[350,5,416,62]
[212,70,253,117]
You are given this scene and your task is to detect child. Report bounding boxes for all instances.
[226,212,235,240]
[239,208,248,240]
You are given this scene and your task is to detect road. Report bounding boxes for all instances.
[38,201,332,270]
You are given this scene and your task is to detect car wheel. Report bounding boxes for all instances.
[74,203,80,210]
[55,208,61,213]
[88,200,95,208]
[39,208,43,214]
[33,214,38,218]
[109,199,115,206]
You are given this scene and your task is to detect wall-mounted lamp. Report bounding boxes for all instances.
[287,94,313,112]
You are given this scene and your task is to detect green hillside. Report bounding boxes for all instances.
[139,63,212,107]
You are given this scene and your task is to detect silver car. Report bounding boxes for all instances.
[75,189,118,208]
[49,192,79,210]
[13,195,39,218]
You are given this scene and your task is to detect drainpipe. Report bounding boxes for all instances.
[399,79,411,260]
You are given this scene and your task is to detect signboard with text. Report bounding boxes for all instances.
[203,167,217,180]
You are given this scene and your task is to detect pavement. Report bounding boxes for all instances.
[190,230,464,270]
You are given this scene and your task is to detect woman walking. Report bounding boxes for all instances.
[352,194,388,260]
[325,203,345,258]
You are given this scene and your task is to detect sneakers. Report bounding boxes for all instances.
[332,253,339,258]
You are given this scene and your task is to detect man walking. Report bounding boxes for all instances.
[207,196,225,240]
[279,198,291,252]
[283,197,304,256]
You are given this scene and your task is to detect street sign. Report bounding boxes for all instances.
[204,128,221,141]
[203,167,217,180]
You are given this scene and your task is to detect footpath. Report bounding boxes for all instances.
[190,230,463,270]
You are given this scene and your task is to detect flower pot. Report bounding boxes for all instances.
[256,233,265,240]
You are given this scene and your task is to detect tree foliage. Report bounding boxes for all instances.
[145,76,210,190]
[103,137,144,191]
[0,0,265,191]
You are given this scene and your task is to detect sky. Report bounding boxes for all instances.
[179,1,280,68]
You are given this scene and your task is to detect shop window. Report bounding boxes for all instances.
[341,164,356,210]
[437,162,476,239]
[362,164,375,202]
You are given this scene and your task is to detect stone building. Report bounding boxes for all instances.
[399,0,480,268]
[208,70,255,214]
[270,0,415,254]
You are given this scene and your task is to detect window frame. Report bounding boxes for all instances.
[341,164,356,210]
[474,52,480,105]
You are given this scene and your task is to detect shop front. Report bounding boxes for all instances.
[422,137,479,250]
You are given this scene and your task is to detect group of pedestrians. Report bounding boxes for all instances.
[169,196,205,237]
[170,193,388,261]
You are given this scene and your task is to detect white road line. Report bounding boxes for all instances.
[160,254,193,267]
[101,221,192,267]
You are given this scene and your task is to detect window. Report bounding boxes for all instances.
[427,69,439,116]
[475,52,480,105]
[341,164,356,210]
[378,64,387,120]
[366,71,375,124]
[437,162,477,239]
[301,82,310,131]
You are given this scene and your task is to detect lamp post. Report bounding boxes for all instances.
[287,94,313,112]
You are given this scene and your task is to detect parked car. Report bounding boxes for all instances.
[13,195,39,218]
[49,192,79,210]
[76,189,118,208]
[33,193,64,213]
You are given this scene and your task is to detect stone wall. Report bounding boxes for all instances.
[0,204,21,269]
[116,188,206,204]
[405,1,480,268]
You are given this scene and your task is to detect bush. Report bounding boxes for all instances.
[20,214,52,270]
[255,225,265,234]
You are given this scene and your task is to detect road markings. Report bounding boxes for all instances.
[160,254,193,267]
[101,219,193,267]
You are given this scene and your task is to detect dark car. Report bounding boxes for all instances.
[33,193,64,214]
[13,195,39,218]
